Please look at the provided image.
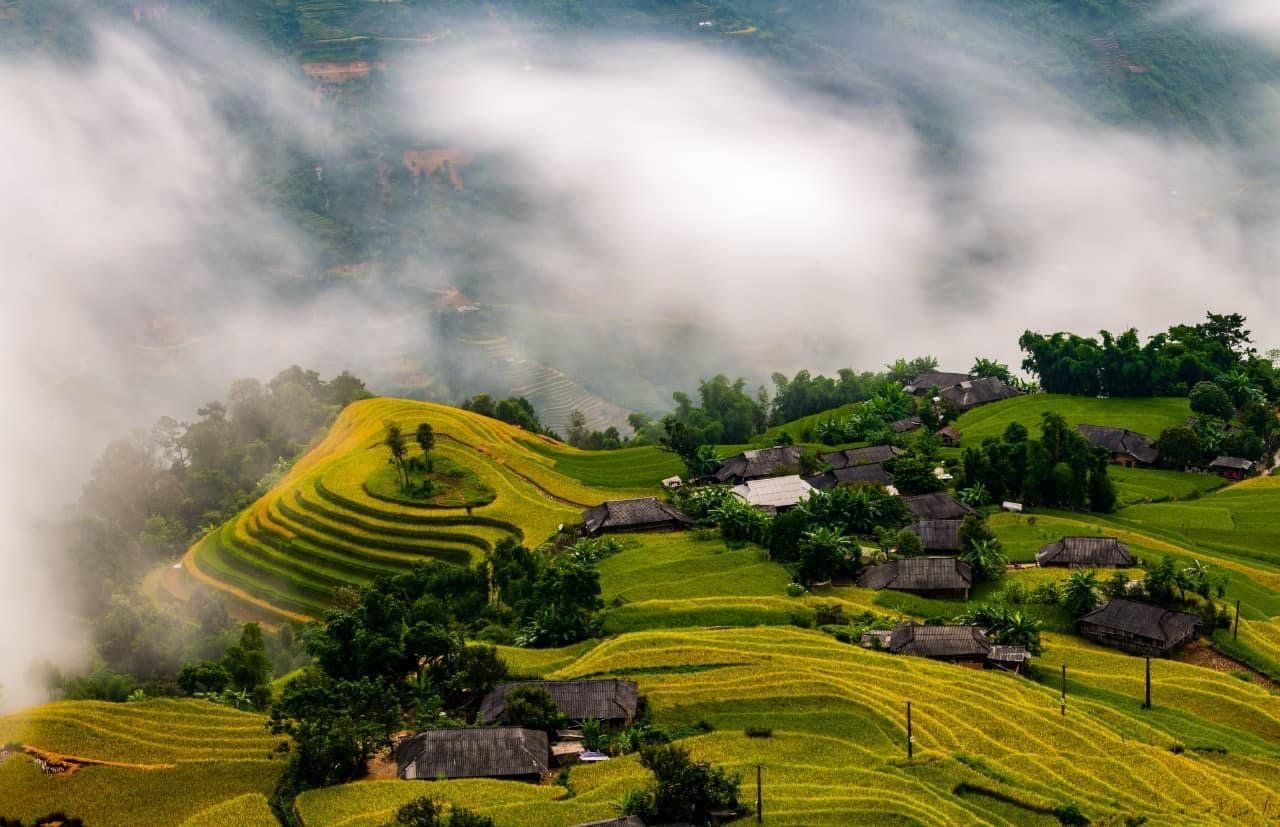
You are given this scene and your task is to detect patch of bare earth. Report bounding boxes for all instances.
[1179,642,1278,690]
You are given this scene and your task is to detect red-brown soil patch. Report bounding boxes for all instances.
[302,61,387,83]
[1178,641,1278,690]
[403,149,472,191]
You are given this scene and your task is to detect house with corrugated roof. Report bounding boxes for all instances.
[731,475,814,513]
[479,680,639,728]
[1036,537,1134,568]
[396,727,548,782]
[1077,599,1201,656]
[581,498,691,536]
[1078,425,1158,468]
[713,446,804,484]
[856,558,972,600]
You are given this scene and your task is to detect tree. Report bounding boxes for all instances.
[711,496,770,544]
[1061,570,1101,619]
[960,538,1007,582]
[384,421,410,491]
[620,743,741,827]
[392,798,495,827]
[415,423,436,472]
[177,660,231,696]
[223,623,273,707]
[971,358,1012,383]
[886,452,943,496]
[1156,426,1204,470]
[797,526,856,585]
[1189,382,1235,421]
[504,686,565,739]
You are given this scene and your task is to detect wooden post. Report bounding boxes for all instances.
[1234,599,1241,639]
[1143,657,1152,709]
[747,768,757,824]
[906,701,913,759]
[1060,663,1067,717]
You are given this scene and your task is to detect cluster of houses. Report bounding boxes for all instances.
[397,679,638,783]
[1078,422,1261,479]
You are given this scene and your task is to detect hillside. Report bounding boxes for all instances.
[0,699,284,827]
[181,398,660,621]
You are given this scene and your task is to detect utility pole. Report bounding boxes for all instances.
[1234,599,1241,639]
[756,764,763,824]
[906,701,914,760]
[1143,657,1152,709]
[1060,664,1067,717]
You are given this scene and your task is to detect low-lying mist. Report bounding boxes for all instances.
[1,2,1278,709]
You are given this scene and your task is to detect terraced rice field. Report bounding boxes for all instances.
[1109,465,1226,505]
[300,627,1280,826]
[952,394,1190,446]
[0,700,284,827]
[185,399,652,621]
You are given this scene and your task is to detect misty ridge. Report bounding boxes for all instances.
[1,0,1279,709]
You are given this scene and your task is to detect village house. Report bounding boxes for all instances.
[1036,536,1134,568]
[889,416,924,434]
[866,622,1028,670]
[1208,456,1259,481]
[1077,599,1202,656]
[574,818,646,827]
[396,727,548,782]
[903,492,975,522]
[907,519,965,553]
[1077,425,1159,468]
[937,425,963,446]
[731,475,814,513]
[856,557,972,600]
[903,371,1022,411]
[713,445,804,484]
[479,680,639,728]
[821,444,903,469]
[804,462,893,491]
[581,498,692,537]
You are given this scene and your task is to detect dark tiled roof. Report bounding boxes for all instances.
[889,416,924,433]
[1079,599,1201,645]
[1078,425,1159,465]
[857,558,972,592]
[1209,456,1256,471]
[479,680,639,725]
[1036,537,1133,567]
[903,492,974,521]
[714,445,804,482]
[887,623,991,658]
[581,498,691,534]
[821,445,902,470]
[939,377,1022,411]
[397,727,548,780]
[908,519,964,551]
[904,371,974,394]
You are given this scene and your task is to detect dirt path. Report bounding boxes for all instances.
[1178,642,1278,691]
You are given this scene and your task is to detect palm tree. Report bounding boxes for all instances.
[997,611,1044,655]
[958,482,990,507]
[1062,570,1101,619]
[798,526,855,585]
[960,538,1008,582]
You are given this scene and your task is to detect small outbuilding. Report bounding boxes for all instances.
[1077,599,1202,656]
[479,680,639,728]
[903,492,974,522]
[1036,537,1134,568]
[907,519,964,553]
[856,557,972,600]
[903,371,975,395]
[396,727,548,782]
[731,475,814,513]
[1208,456,1259,481]
[581,498,691,536]
[889,416,924,434]
[1078,425,1159,468]
[713,446,804,484]
[937,425,963,446]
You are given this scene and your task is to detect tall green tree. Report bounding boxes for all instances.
[415,422,436,472]
[384,421,410,491]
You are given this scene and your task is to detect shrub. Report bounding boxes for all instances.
[393,797,495,827]
[895,529,924,557]
[785,582,807,597]
[1054,802,1090,826]
[620,743,741,827]
[744,726,773,738]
